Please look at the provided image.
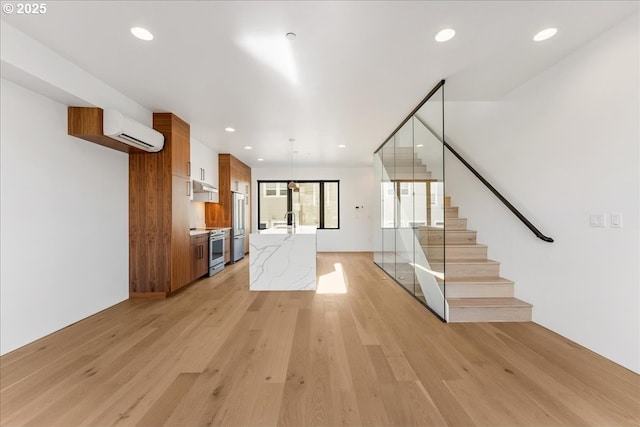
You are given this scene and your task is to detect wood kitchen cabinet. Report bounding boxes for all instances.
[129,113,192,297]
[190,234,209,281]
[205,154,251,254]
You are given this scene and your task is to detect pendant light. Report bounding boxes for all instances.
[288,138,299,191]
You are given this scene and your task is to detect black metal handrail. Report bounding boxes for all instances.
[414,114,554,243]
[374,80,445,154]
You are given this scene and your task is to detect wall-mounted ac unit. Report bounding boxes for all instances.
[103,109,164,152]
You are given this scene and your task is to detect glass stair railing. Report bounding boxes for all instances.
[374,79,550,322]
[373,81,447,320]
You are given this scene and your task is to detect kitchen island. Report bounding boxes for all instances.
[249,225,317,291]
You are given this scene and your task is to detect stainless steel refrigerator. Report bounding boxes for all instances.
[231,192,245,262]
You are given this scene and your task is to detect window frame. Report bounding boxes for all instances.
[262,182,288,198]
[257,180,340,230]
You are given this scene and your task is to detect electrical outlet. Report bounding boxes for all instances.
[610,213,622,228]
[590,213,605,227]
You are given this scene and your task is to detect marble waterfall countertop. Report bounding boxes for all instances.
[249,226,317,291]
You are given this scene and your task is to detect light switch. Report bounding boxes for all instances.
[590,213,605,227]
[610,213,622,228]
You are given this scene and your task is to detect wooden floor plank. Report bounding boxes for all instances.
[136,372,200,427]
[324,310,355,392]
[248,382,285,427]
[337,296,392,426]
[161,311,260,427]
[277,307,312,427]
[1,253,638,427]
[303,293,334,427]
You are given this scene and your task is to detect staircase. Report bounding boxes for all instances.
[419,194,532,322]
[382,147,532,322]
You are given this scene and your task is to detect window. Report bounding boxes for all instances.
[381,181,432,228]
[258,180,339,229]
[263,182,288,197]
[323,182,339,228]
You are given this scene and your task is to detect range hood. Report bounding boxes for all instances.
[192,180,218,194]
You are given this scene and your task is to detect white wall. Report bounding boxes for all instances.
[190,201,206,229]
[442,15,639,373]
[1,22,151,125]
[252,167,374,252]
[0,79,129,355]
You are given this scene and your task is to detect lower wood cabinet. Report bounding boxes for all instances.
[190,234,209,281]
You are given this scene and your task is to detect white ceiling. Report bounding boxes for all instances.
[2,1,637,168]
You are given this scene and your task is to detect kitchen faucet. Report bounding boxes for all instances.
[284,211,296,229]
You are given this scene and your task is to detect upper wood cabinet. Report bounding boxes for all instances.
[205,154,251,253]
[152,113,190,179]
[129,113,192,297]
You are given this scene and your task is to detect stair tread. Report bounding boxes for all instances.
[437,277,514,285]
[446,297,532,308]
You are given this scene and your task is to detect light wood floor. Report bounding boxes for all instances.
[1,252,638,427]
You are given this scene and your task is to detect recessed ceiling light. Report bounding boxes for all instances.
[130,27,153,41]
[257,158,264,162]
[338,144,346,148]
[533,28,558,42]
[416,144,424,147]
[244,146,253,150]
[286,32,297,40]
[225,127,235,132]
[435,28,455,42]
